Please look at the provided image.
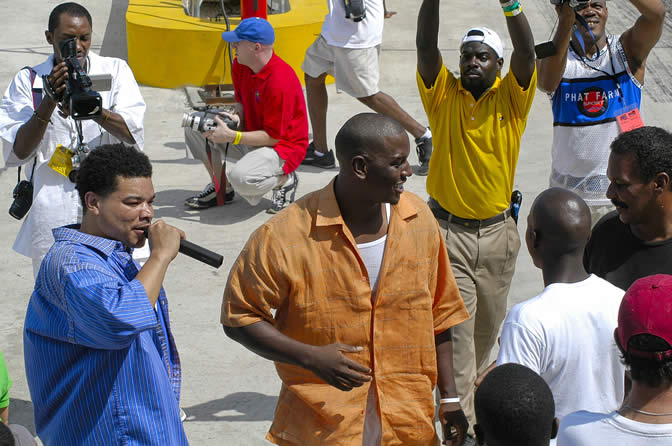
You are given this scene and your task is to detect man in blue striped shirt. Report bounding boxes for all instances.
[24,143,188,445]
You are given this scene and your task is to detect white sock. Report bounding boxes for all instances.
[313,150,325,157]
[419,128,432,140]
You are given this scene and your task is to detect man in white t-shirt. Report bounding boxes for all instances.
[558,274,672,445]
[301,0,433,175]
[495,188,625,421]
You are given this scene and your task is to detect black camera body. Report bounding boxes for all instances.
[344,0,366,22]
[57,37,103,120]
[9,180,33,220]
[550,0,590,8]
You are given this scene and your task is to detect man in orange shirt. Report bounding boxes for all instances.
[221,113,469,445]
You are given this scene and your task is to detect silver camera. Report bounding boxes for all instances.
[181,111,237,132]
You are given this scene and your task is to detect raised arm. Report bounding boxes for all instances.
[537,3,575,93]
[223,321,372,391]
[416,0,443,89]
[502,0,536,89]
[620,0,665,83]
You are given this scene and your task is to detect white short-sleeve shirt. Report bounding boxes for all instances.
[558,411,672,446]
[0,52,146,260]
[321,0,384,48]
[497,274,626,420]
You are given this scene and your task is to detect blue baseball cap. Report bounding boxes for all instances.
[221,17,275,45]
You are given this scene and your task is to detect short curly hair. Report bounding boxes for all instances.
[475,363,555,445]
[76,144,152,211]
[48,2,92,33]
[610,126,672,185]
[624,334,672,388]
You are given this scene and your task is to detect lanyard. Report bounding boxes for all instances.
[571,35,625,105]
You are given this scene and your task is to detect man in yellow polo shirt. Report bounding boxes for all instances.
[416,0,537,439]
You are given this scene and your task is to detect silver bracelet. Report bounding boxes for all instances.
[439,397,460,404]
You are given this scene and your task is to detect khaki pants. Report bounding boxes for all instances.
[184,128,286,206]
[437,215,520,435]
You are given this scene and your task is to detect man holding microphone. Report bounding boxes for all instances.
[23,144,188,445]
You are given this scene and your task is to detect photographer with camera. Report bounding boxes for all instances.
[0,2,146,277]
[538,0,665,224]
[183,17,308,214]
[301,0,434,175]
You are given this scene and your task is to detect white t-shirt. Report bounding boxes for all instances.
[497,275,625,420]
[558,411,672,445]
[0,52,146,261]
[321,0,384,48]
[356,203,389,298]
[357,202,390,446]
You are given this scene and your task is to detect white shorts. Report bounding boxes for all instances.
[302,35,380,98]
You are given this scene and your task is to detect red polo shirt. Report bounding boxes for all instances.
[232,53,308,174]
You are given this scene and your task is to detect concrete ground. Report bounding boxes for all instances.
[1,0,671,444]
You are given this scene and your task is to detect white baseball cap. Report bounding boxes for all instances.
[461,27,504,60]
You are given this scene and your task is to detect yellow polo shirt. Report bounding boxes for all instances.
[417,66,537,220]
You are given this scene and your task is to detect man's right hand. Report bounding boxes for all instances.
[147,220,185,264]
[46,61,69,102]
[305,343,372,391]
[556,1,575,23]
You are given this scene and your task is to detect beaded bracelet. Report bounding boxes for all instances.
[33,110,51,125]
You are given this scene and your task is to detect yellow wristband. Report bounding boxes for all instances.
[504,6,522,16]
[233,131,243,145]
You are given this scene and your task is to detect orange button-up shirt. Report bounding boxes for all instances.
[221,180,468,445]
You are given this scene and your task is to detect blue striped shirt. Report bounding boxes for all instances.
[24,225,188,445]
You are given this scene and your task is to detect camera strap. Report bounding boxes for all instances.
[572,12,600,62]
[204,138,230,206]
[17,67,41,184]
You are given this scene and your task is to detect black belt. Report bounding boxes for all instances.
[429,198,511,229]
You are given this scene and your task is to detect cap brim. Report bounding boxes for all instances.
[221,31,242,42]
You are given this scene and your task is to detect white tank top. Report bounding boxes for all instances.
[356,203,390,300]
[549,35,642,206]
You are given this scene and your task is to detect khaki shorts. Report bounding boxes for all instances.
[302,35,380,98]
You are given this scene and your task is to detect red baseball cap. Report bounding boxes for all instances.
[617,274,672,361]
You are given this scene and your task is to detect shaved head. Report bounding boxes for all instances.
[528,188,592,255]
[335,113,406,167]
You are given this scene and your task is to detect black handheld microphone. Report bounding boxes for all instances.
[143,228,223,268]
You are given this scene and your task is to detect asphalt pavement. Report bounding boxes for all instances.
[0,0,671,444]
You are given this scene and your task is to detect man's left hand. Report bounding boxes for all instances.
[203,114,238,144]
[439,403,468,446]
